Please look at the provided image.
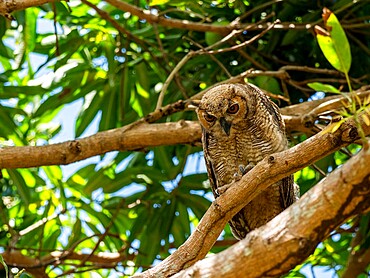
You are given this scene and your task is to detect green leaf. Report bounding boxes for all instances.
[0,255,8,278]
[99,86,118,131]
[0,105,18,137]
[42,228,61,256]
[7,169,31,206]
[42,165,63,183]
[178,193,211,220]
[84,169,112,195]
[153,147,176,180]
[150,0,170,5]
[180,173,209,190]
[76,88,104,137]
[253,76,281,95]
[171,202,190,246]
[67,218,82,248]
[315,8,351,74]
[0,85,49,98]
[307,82,340,94]
[0,40,13,59]
[24,8,38,54]
[0,17,6,39]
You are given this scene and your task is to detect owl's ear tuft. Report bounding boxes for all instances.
[188,100,201,110]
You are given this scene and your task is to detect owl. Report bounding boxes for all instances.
[196,83,298,240]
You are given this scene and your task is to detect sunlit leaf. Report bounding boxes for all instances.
[100,86,118,131]
[150,0,170,5]
[314,8,351,74]
[307,82,340,94]
[67,218,82,248]
[24,8,38,54]
[362,114,370,126]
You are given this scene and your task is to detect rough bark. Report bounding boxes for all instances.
[0,0,57,16]
[0,121,202,169]
[172,142,370,278]
[135,112,370,277]
[1,249,131,277]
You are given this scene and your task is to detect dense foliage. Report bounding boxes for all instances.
[0,0,369,277]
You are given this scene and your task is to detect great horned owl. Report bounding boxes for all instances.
[196,83,298,239]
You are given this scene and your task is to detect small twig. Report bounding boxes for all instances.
[310,163,327,177]
[78,199,126,266]
[338,147,353,158]
[236,49,268,71]
[347,31,370,56]
[206,20,279,55]
[185,37,232,77]
[156,21,278,108]
[52,2,60,56]
[156,53,195,109]
[81,0,163,69]
[238,0,283,21]
[19,206,66,236]
[158,8,210,22]
[281,65,344,76]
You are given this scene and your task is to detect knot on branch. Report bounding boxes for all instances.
[212,199,227,218]
[5,0,16,13]
[68,140,82,155]
[268,155,275,164]
[341,125,358,142]
[302,114,315,128]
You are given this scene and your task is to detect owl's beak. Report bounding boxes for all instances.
[219,117,231,136]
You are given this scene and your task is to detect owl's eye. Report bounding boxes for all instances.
[227,103,239,114]
[204,113,216,122]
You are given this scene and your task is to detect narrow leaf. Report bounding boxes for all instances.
[362,114,370,126]
[24,8,38,54]
[7,169,31,206]
[307,82,340,94]
[0,255,8,278]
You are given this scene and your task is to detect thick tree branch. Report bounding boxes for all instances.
[1,88,369,169]
[171,140,370,278]
[102,0,366,33]
[0,121,201,169]
[2,0,367,35]
[135,111,370,277]
[0,0,57,16]
[1,249,133,275]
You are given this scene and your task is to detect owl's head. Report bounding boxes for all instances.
[196,83,259,136]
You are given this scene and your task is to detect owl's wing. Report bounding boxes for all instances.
[202,129,219,198]
[279,175,298,208]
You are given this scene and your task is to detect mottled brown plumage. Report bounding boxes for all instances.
[196,83,299,239]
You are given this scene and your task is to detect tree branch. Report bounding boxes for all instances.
[1,249,133,276]
[1,88,369,169]
[101,0,367,33]
[171,140,370,278]
[135,111,370,277]
[0,0,57,16]
[0,121,201,169]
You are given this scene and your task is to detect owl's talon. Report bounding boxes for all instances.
[239,163,255,176]
[215,183,233,195]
